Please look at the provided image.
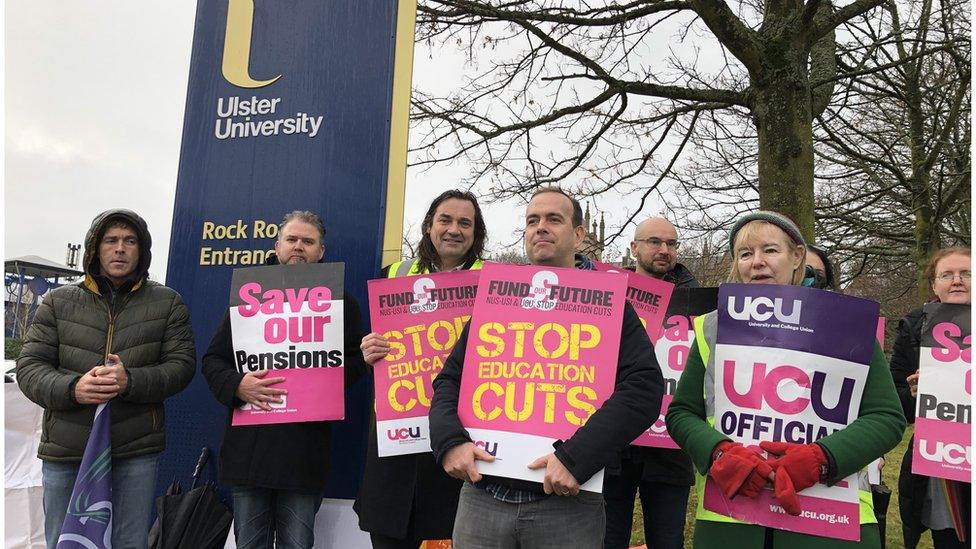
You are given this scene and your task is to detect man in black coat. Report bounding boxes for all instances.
[603,217,700,549]
[202,211,366,549]
[355,189,487,548]
[429,188,665,548]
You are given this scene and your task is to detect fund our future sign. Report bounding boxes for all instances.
[912,303,971,481]
[458,263,628,492]
[619,273,674,447]
[229,263,346,426]
[368,270,480,456]
[705,284,880,541]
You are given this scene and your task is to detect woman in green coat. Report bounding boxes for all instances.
[665,211,906,548]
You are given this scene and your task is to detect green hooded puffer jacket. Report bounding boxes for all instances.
[16,208,196,461]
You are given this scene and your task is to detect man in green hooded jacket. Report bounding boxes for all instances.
[17,208,196,548]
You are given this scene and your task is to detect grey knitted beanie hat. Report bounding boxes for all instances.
[728,210,806,254]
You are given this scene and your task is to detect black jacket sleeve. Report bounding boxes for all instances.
[342,292,367,387]
[890,307,924,423]
[202,311,245,408]
[553,302,665,484]
[430,323,473,463]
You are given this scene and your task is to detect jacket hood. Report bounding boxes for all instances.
[574,253,596,271]
[83,209,152,287]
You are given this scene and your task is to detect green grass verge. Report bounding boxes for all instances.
[630,428,933,548]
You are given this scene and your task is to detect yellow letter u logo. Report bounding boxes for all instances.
[222,0,281,88]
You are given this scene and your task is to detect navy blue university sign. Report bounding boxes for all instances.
[162,0,413,501]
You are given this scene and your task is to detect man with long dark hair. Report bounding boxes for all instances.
[356,189,487,548]
[389,189,487,277]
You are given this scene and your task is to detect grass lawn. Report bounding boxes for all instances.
[629,427,934,548]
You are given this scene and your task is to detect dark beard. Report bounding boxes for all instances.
[639,257,671,277]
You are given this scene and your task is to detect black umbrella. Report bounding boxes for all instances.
[148,447,232,549]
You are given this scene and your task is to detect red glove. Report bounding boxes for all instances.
[772,465,801,515]
[760,441,828,516]
[709,441,773,499]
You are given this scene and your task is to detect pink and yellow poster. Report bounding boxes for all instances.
[913,303,971,482]
[229,263,346,426]
[368,270,480,456]
[458,262,628,492]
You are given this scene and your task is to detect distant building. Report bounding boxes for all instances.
[577,202,606,261]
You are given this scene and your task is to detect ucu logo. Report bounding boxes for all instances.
[723,361,855,423]
[473,440,499,456]
[387,427,422,441]
[919,439,972,466]
[409,278,438,314]
[727,296,802,325]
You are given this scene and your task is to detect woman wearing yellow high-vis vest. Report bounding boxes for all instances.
[355,190,487,549]
[666,211,905,549]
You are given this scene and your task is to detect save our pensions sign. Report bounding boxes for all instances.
[229,263,346,426]
[912,303,971,481]
[458,263,628,492]
[704,284,880,541]
[368,270,480,456]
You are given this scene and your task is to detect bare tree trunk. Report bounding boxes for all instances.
[752,54,816,240]
[907,84,940,301]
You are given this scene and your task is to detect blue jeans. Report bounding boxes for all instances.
[43,453,159,549]
[452,482,606,548]
[603,462,689,549]
[232,486,321,549]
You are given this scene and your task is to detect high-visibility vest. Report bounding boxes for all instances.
[386,258,484,278]
[690,313,877,526]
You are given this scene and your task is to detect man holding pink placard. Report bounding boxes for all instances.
[355,190,487,549]
[202,211,367,548]
[430,188,664,548]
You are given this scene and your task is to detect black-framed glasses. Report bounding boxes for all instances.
[634,237,680,250]
[936,271,972,282]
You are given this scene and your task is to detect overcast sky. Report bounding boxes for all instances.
[5,2,670,280]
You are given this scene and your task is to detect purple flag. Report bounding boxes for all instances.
[57,402,112,548]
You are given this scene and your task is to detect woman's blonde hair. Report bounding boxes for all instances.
[727,220,807,285]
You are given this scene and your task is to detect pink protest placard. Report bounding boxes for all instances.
[704,284,881,541]
[458,262,628,492]
[623,273,673,447]
[623,272,674,342]
[913,303,971,481]
[229,263,346,426]
[368,270,480,456]
[631,287,717,449]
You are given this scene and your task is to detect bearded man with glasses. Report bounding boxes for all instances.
[603,217,701,549]
[629,217,698,288]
